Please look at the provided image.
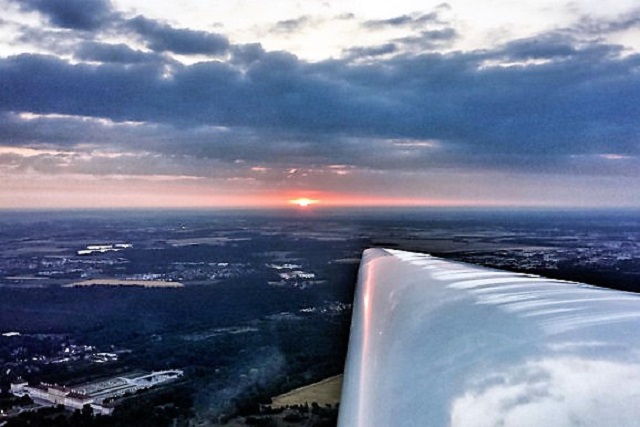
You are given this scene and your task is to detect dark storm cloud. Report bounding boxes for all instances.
[19,0,115,31]
[127,16,230,55]
[1,32,640,175]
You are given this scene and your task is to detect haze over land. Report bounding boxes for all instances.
[2,209,640,425]
[1,0,639,208]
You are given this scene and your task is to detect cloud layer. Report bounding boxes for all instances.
[1,0,639,207]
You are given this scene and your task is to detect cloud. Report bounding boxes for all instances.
[357,6,456,55]
[0,1,639,207]
[272,16,314,34]
[19,0,115,31]
[75,42,163,64]
[0,17,639,181]
[451,357,640,427]
[0,53,167,122]
[500,34,579,60]
[12,1,229,57]
[392,28,458,51]
[1,43,638,154]
[230,43,266,66]
[363,12,441,30]
[127,15,230,55]
[344,43,398,59]
[336,13,356,21]
[577,8,640,34]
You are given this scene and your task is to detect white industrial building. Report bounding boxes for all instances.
[10,370,183,416]
[10,381,112,415]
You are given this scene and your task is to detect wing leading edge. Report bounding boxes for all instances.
[338,248,640,427]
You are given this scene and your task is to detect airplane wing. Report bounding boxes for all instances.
[338,248,640,427]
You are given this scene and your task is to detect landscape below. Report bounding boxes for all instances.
[0,208,639,426]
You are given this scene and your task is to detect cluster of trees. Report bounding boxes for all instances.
[0,391,33,412]
[1,301,351,426]
[239,402,339,427]
[5,404,98,427]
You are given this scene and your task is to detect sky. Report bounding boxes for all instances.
[0,0,639,209]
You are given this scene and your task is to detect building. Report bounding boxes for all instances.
[10,381,113,415]
[10,370,183,416]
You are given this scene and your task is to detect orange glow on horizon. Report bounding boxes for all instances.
[289,197,319,207]
[276,191,520,210]
[0,176,580,210]
[284,192,482,208]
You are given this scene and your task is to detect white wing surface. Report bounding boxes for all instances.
[338,248,640,427]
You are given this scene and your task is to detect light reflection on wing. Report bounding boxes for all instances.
[338,248,640,427]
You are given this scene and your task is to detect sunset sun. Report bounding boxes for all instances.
[289,198,319,207]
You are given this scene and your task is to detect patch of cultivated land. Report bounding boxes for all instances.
[272,374,343,407]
